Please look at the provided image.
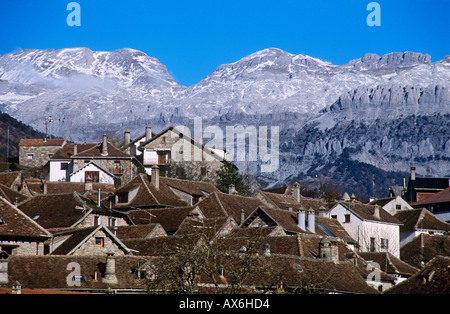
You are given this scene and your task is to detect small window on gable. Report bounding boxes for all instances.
[95,237,104,247]
[344,214,351,223]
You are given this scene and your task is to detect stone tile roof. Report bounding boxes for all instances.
[384,256,450,294]
[0,196,51,238]
[0,184,28,204]
[108,223,167,240]
[359,252,419,277]
[17,192,122,229]
[162,177,219,196]
[3,255,152,291]
[338,201,403,224]
[394,208,450,232]
[400,233,450,268]
[0,171,22,189]
[113,174,187,209]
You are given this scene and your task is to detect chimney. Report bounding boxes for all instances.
[43,182,48,194]
[410,166,416,181]
[297,206,306,231]
[228,184,237,195]
[98,188,101,207]
[124,130,131,154]
[264,243,271,257]
[145,125,152,141]
[84,179,93,193]
[101,134,108,156]
[292,182,301,202]
[102,252,118,285]
[319,237,339,262]
[240,209,245,226]
[318,205,327,217]
[307,208,315,233]
[11,281,22,294]
[151,165,160,189]
[0,254,9,284]
[373,205,381,220]
[73,144,78,156]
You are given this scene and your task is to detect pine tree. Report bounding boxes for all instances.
[215,161,250,196]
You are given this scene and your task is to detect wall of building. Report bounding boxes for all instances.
[19,146,63,168]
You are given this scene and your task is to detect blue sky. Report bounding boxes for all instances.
[0,0,449,86]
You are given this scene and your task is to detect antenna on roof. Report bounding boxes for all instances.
[45,116,54,140]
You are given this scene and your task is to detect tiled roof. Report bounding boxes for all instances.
[3,255,152,291]
[338,201,403,224]
[0,171,22,189]
[73,141,133,159]
[0,196,51,238]
[359,252,419,277]
[384,256,450,294]
[114,174,187,208]
[400,233,450,268]
[410,187,450,206]
[19,139,66,147]
[162,177,219,196]
[17,192,122,229]
[394,208,450,232]
[0,184,28,204]
[108,223,167,240]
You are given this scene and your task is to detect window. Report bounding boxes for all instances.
[117,192,128,204]
[48,154,53,159]
[109,218,117,227]
[344,214,351,223]
[85,171,99,183]
[161,136,166,144]
[331,215,337,220]
[93,216,100,226]
[114,161,121,174]
[61,163,69,170]
[158,152,167,164]
[201,167,207,176]
[396,204,401,210]
[27,154,34,160]
[0,216,4,225]
[381,238,389,250]
[95,237,104,247]
[370,237,376,252]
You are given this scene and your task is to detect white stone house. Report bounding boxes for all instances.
[328,201,403,257]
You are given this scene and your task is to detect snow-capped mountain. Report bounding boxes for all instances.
[0,47,449,196]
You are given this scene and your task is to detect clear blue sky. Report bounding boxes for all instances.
[0,0,449,86]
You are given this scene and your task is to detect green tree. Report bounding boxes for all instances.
[215,161,250,196]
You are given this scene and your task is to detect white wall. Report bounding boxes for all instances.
[70,163,114,184]
[49,161,71,182]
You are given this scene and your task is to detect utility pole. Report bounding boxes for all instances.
[6,126,9,171]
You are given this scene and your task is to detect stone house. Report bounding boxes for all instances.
[49,225,131,256]
[136,126,227,184]
[19,139,66,168]
[48,135,140,187]
[0,196,52,256]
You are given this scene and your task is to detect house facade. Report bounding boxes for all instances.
[19,139,66,168]
[328,201,402,257]
[137,126,227,184]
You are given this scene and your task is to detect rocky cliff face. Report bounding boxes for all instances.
[0,47,449,197]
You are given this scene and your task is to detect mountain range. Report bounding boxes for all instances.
[0,47,449,198]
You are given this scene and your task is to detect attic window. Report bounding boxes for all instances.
[95,237,104,247]
[344,214,351,223]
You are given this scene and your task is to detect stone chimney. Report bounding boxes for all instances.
[410,166,416,181]
[228,184,237,195]
[102,252,118,285]
[292,182,301,202]
[0,253,9,284]
[73,144,78,156]
[145,124,152,142]
[43,181,48,194]
[373,205,381,220]
[151,165,160,189]
[319,237,339,262]
[12,281,22,294]
[297,206,306,231]
[307,208,315,233]
[101,134,108,156]
[318,205,328,217]
[240,209,245,226]
[124,130,131,154]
